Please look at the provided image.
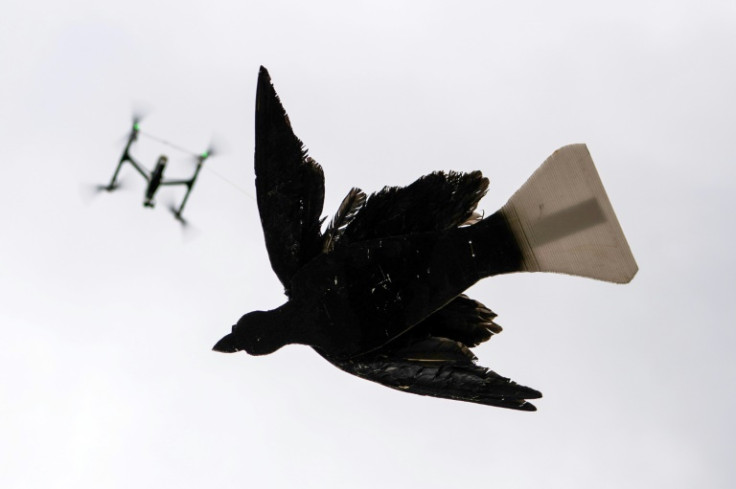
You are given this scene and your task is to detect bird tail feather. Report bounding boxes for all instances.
[500,144,638,284]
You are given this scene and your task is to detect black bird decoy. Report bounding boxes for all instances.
[214,66,638,410]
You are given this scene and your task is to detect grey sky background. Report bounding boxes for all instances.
[2,1,735,487]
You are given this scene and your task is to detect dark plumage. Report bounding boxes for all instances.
[214,66,637,410]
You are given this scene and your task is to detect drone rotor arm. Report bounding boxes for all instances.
[159,179,192,187]
[126,156,151,181]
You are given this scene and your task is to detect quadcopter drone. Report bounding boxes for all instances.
[100,116,214,223]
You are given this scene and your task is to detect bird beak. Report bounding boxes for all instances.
[212,332,239,353]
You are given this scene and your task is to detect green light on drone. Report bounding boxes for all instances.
[133,123,140,131]
[201,151,209,158]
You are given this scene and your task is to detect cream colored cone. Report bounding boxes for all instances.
[501,144,637,283]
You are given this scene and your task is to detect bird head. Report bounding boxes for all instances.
[212,310,286,356]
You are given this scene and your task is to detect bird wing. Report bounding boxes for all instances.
[416,294,502,348]
[255,66,325,291]
[339,170,489,244]
[330,171,502,347]
[325,337,541,410]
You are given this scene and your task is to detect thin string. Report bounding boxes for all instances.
[139,131,200,156]
[206,167,256,201]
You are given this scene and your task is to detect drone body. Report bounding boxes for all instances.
[102,119,214,223]
[214,67,637,410]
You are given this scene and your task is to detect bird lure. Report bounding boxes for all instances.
[214,67,637,410]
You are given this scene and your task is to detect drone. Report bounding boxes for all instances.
[100,115,214,223]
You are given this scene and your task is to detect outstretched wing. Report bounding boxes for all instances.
[255,66,325,291]
[326,337,541,410]
[339,170,488,244]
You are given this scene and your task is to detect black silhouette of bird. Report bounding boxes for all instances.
[213,67,637,410]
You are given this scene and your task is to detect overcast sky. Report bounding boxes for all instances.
[2,1,735,488]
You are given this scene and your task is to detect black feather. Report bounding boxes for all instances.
[333,342,541,410]
[417,294,501,348]
[322,187,366,252]
[340,170,489,243]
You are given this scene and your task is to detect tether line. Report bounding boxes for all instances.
[139,131,200,156]
[206,167,256,201]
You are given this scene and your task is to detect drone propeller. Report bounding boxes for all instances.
[179,140,220,173]
[113,104,152,145]
[166,200,200,239]
[79,177,131,205]
[166,198,192,226]
[201,144,216,159]
[94,183,119,193]
[97,175,131,193]
[130,102,152,129]
[195,137,226,163]
[114,112,147,147]
[192,144,213,164]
